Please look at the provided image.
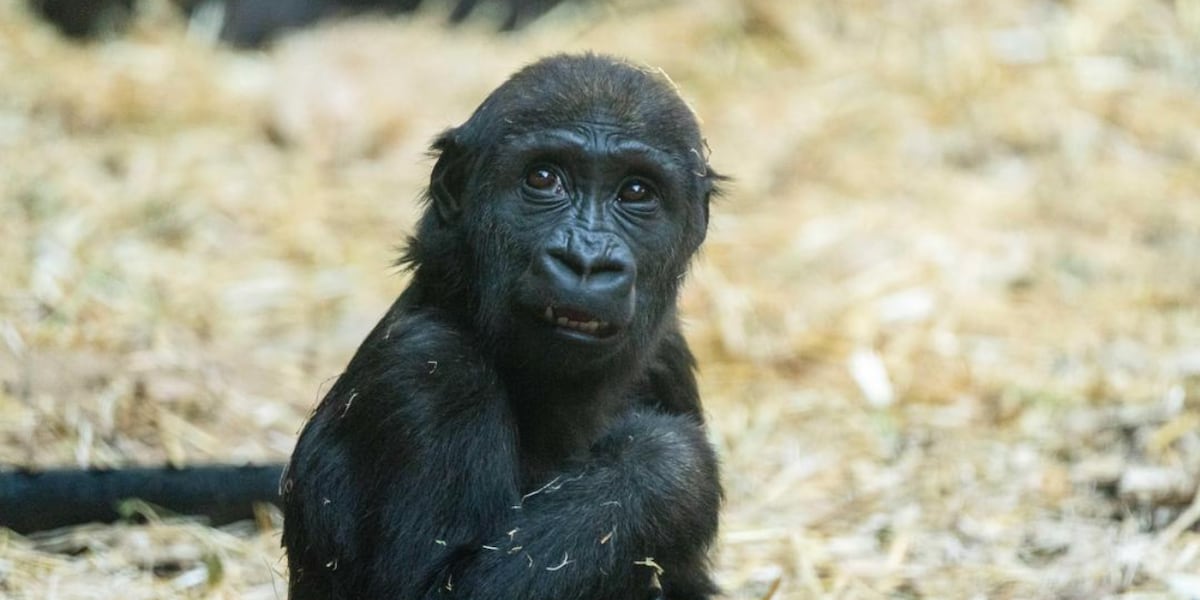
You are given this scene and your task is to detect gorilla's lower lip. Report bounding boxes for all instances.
[539,306,618,339]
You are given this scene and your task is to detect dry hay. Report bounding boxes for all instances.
[2,0,1200,598]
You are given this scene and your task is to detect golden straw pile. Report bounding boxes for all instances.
[1,0,1199,597]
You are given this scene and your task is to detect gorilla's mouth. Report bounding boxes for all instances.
[540,306,618,339]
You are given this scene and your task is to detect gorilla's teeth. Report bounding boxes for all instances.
[545,309,610,336]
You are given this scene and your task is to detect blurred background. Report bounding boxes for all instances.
[2,0,1199,598]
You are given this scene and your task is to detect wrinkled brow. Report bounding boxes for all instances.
[503,127,687,172]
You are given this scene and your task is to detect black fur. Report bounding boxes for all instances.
[282,54,723,599]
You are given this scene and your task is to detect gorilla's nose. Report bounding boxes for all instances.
[536,233,635,299]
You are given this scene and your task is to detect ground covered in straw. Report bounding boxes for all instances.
[2,1,1199,598]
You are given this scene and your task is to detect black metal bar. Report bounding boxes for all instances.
[0,464,285,534]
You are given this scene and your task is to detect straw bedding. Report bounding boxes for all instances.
[1,1,1198,597]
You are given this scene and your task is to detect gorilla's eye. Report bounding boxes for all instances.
[618,179,654,203]
[525,167,559,191]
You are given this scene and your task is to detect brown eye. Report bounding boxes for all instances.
[526,168,558,190]
[618,180,651,203]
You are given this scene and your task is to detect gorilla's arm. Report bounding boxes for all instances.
[437,411,721,600]
[283,311,719,600]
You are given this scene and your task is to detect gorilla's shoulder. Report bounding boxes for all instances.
[348,308,491,384]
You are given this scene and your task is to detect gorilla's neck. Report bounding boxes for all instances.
[501,316,671,489]
[503,361,639,489]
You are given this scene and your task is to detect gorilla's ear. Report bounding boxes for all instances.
[689,143,727,230]
[701,167,728,230]
[429,128,469,223]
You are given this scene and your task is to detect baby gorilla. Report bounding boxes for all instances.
[283,53,723,600]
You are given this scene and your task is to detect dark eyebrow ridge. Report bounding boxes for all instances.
[503,129,684,173]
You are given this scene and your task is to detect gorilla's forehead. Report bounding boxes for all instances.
[502,122,680,164]
[489,107,702,165]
